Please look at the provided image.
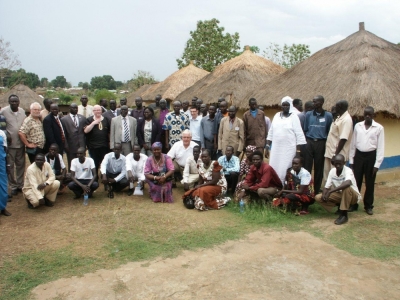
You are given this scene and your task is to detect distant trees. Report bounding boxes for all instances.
[90,75,123,90]
[2,68,40,89]
[126,70,157,91]
[263,43,311,69]
[177,18,241,72]
[50,75,70,88]
[0,37,21,86]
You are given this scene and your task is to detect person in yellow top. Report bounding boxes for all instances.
[22,153,60,209]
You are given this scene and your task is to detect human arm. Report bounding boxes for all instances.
[322,180,352,201]
[238,120,244,153]
[109,119,115,150]
[100,154,110,184]
[374,126,385,175]
[83,117,101,134]
[224,156,240,173]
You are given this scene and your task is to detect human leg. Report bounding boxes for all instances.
[313,141,326,194]
[43,180,61,203]
[315,191,342,212]
[321,157,333,190]
[68,181,84,198]
[257,187,278,201]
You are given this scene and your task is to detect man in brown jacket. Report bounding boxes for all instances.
[243,98,268,153]
[218,106,244,156]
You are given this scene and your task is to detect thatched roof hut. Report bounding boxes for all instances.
[252,23,400,118]
[175,47,285,108]
[141,62,209,101]
[0,84,42,111]
[127,83,160,106]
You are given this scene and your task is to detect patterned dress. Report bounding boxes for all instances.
[144,154,174,203]
[234,159,252,194]
[162,112,189,147]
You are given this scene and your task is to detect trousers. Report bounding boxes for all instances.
[315,187,359,212]
[353,149,377,209]
[7,147,25,190]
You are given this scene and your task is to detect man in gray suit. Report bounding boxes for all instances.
[61,103,86,171]
[103,100,120,125]
[110,105,137,156]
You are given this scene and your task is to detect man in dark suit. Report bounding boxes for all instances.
[103,99,120,125]
[43,104,66,155]
[61,103,86,171]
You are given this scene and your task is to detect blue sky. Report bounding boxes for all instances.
[1,0,399,85]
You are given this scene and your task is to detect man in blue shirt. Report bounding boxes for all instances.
[200,105,216,159]
[303,95,333,194]
[218,146,240,194]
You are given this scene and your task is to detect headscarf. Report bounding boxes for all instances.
[281,96,296,114]
[245,145,257,152]
[151,142,163,149]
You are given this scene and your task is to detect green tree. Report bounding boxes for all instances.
[82,82,89,90]
[0,37,21,86]
[94,89,116,103]
[40,77,48,87]
[176,18,240,72]
[78,82,83,87]
[126,70,157,91]
[51,75,68,88]
[243,45,259,54]
[6,68,40,89]
[263,43,311,69]
[90,75,117,90]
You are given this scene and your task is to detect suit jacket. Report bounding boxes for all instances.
[110,115,137,149]
[43,113,66,154]
[218,117,244,155]
[60,113,86,154]
[137,118,161,147]
[243,109,268,149]
[103,109,120,125]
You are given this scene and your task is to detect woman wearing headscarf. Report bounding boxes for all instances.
[144,142,175,203]
[265,96,306,184]
[234,145,257,197]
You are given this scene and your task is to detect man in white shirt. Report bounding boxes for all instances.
[167,129,197,187]
[315,154,361,225]
[77,95,93,118]
[182,145,200,191]
[189,107,202,146]
[349,107,384,215]
[68,147,99,198]
[126,144,148,195]
[101,143,129,198]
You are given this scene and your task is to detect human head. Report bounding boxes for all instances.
[135,97,143,109]
[155,94,162,106]
[120,105,129,117]
[225,146,234,159]
[208,105,216,118]
[50,103,59,116]
[333,154,345,173]
[30,102,42,118]
[196,98,203,110]
[99,99,108,108]
[335,100,349,116]
[77,147,86,163]
[143,107,154,120]
[182,129,192,147]
[92,105,102,118]
[151,142,162,157]
[281,100,290,114]
[249,98,257,110]
[35,153,45,169]
[364,106,375,125]
[304,101,314,112]
[228,106,236,119]
[218,97,225,107]
[69,103,78,115]
[293,99,303,112]
[109,100,117,111]
[80,95,88,106]
[43,98,52,111]
[173,100,181,114]
[252,151,264,168]
[160,99,167,110]
[133,144,141,160]
[8,94,20,111]
[200,103,207,116]
[331,105,337,119]
[281,96,293,114]
[292,156,303,172]
[193,145,200,161]
[182,100,189,111]
[48,143,59,159]
[312,95,324,111]
[113,143,122,158]
[191,97,198,107]
[258,105,265,111]
[120,98,127,106]
[219,101,227,114]
[245,145,257,162]
[190,106,198,119]
[200,149,211,165]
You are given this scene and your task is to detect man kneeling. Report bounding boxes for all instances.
[315,154,361,225]
[22,153,60,209]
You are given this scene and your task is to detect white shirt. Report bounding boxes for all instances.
[0,130,7,147]
[71,157,95,180]
[167,140,197,167]
[325,165,361,201]
[121,116,131,142]
[70,114,79,127]
[100,152,126,182]
[125,153,147,181]
[189,116,202,141]
[77,105,94,117]
[183,155,200,183]
[48,154,66,171]
[349,120,385,168]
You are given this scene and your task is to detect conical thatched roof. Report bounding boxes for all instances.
[175,47,285,108]
[127,83,160,106]
[252,23,400,117]
[141,62,209,101]
[0,84,42,111]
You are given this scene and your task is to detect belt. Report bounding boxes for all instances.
[307,138,326,142]
[205,138,214,142]
[121,141,131,143]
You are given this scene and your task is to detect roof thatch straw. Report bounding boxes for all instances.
[127,83,160,106]
[251,23,400,118]
[0,84,43,111]
[175,47,285,108]
[141,62,209,101]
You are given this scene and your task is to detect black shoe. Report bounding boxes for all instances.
[11,189,18,196]
[334,208,341,215]
[127,189,134,196]
[366,208,373,215]
[44,198,54,207]
[1,209,12,216]
[108,191,114,198]
[25,198,35,209]
[334,215,348,225]
[348,204,358,212]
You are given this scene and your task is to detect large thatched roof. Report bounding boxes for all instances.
[175,47,285,108]
[127,83,160,106]
[141,62,209,101]
[251,23,400,117]
[0,84,42,111]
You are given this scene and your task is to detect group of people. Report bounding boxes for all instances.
[0,93,384,224]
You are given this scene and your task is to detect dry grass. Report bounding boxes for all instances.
[0,84,43,111]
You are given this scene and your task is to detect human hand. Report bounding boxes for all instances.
[108,178,116,184]
[37,183,46,190]
[372,167,378,176]
[83,185,91,194]
[183,183,189,191]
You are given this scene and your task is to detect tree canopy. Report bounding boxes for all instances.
[51,75,70,88]
[263,43,311,69]
[176,18,240,72]
[0,37,21,87]
[126,70,157,91]
[90,75,122,90]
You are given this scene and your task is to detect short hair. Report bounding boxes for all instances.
[49,143,59,150]
[226,145,234,152]
[30,102,42,110]
[133,144,141,149]
[252,150,263,158]
[182,129,192,136]
[333,154,345,162]
[293,99,302,106]
[173,100,181,105]
[365,106,374,113]
[201,149,211,156]
[304,101,313,110]
[144,106,154,115]
[314,95,324,103]
[193,145,200,151]
[337,100,348,110]
[8,94,19,101]
[248,98,257,105]
[43,98,52,105]
[35,153,45,159]
[293,156,303,164]
[190,106,197,111]
[114,143,122,149]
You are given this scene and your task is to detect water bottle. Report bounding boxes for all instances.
[137,181,142,189]
[239,198,245,213]
[83,194,89,206]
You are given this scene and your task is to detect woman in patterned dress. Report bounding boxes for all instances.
[235,145,257,195]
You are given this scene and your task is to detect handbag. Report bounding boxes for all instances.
[183,194,195,209]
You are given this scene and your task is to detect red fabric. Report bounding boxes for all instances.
[192,185,222,209]
[244,162,282,191]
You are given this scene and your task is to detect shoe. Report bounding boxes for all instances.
[299,210,309,215]
[73,194,82,199]
[25,198,35,209]
[44,198,54,207]
[108,191,114,198]
[1,209,11,216]
[366,208,373,215]
[334,215,348,225]
[348,204,358,212]
[127,189,134,196]
[11,189,18,196]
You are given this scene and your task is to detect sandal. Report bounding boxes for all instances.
[299,210,310,215]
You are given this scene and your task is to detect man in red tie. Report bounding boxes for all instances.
[43,104,66,155]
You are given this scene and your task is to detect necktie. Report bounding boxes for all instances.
[83,107,87,118]
[73,115,78,127]
[55,117,65,143]
[123,117,129,142]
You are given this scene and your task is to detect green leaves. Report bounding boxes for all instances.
[263,42,311,69]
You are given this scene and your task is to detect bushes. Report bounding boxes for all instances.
[94,89,118,104]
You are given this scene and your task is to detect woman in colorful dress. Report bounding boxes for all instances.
[235,145,257,196]
[144,142,175,203]
[191,149,230,211]
[273,156,315,214]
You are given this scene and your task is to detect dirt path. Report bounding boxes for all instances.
[32,230,400,300]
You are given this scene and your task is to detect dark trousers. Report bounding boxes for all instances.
[106,172,129,192]
[225,172,239,192]
[68,179,99,197]
[88,147,110,178]
[304,139,326,193]
[27,147,44,163]
[204,139,216,160]
[353,149,377,209]
[193,140,201,147]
